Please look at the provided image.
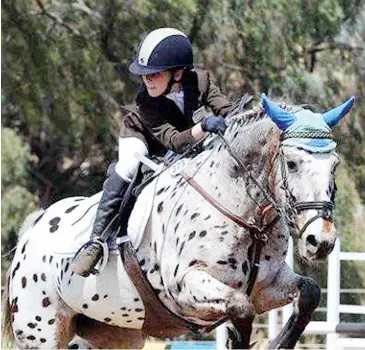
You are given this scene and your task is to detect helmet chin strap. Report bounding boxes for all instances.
[162,69,178,95]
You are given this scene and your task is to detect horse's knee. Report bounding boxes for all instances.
[226,291,255,320]
[298,277,320,314]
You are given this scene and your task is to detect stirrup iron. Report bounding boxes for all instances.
[89,238,109,276]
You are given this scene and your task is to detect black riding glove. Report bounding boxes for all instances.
[201,115,227,134]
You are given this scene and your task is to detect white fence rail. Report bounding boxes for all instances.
[269,238,365,350]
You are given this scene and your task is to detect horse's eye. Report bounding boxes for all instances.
[287,161,298,172]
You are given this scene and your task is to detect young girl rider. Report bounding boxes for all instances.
[71,27,233,277]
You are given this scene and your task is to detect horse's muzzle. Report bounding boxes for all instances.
[305,236,336,260]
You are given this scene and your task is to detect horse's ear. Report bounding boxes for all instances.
[322,96,355,127]
[261,93,296,131]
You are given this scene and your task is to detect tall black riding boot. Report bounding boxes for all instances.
[71,169,130,277]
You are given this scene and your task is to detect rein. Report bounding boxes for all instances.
[180,169,266,233]
[178,129,335,297]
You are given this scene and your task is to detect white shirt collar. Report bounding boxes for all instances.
[166,90,185,114]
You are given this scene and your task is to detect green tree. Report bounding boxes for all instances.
[1,127,39,269]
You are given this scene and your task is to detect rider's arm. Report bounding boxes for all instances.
[122,107,202,154]
[142,105,208,152]
[199,70,233,117]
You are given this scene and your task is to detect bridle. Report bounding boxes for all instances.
[181,128,336,242]
[211,130,335,240]
[277,131,335,238]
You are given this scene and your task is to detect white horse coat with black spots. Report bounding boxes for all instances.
[3,95,355,349]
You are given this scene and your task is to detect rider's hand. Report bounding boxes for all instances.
[201,115,227,134]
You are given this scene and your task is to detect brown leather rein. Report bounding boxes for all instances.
[179,170,276,240]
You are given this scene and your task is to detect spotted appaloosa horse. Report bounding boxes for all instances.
[2,94,355,349]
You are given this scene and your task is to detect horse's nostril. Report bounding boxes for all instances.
[307,235,318,247]
[319,242,333,255]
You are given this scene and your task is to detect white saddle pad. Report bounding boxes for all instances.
[49,176,157,258]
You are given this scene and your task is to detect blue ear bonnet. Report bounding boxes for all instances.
[283,110,335,153]
[261,94,355,153]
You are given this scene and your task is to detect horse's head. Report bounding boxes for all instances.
[262,94,355,262]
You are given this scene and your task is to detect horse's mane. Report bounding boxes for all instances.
[183,99,316,172]
[199,100,315,175]
[227,100,312,132]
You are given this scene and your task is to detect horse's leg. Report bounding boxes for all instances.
[53,299,79,348]
[76,315,146,349]
[174,269,255,349]
[227,314,255,349]
[176,269,254,318]
[9,251,77,348]
[10,290,77,349]
[251,264,320,349]
[268,277,320,349]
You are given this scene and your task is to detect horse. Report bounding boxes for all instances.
[2,94,355,349]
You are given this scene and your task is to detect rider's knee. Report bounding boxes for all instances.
[116,137,149,181]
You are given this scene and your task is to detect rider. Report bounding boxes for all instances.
[71,27,233,277]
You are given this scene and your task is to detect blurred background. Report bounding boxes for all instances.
[2,0,365,348]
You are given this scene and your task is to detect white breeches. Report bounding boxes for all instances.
[115,137,148,182]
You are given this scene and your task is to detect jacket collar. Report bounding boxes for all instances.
[136,70,200,119]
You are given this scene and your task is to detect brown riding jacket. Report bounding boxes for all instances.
[120,68,233,156]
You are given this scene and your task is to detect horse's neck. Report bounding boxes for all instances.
[228,120,284,208]
[188,143,272,220]
[195,149,256,214]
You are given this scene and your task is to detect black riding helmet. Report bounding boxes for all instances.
[129,28,193,76]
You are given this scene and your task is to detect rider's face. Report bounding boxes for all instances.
[142,71,171,97]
